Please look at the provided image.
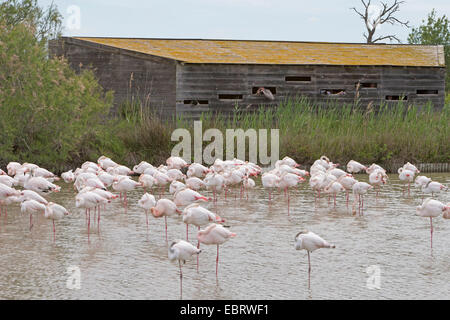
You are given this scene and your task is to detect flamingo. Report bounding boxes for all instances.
[173,188,210,207]
[185,177,206,191]
[168,239,201,298]
[0,175,19,188]
[7,162,22,176]
[167,169,185,181]
[133,161,154,174]
[107,165,134,176]
[261,172,280,202]
[204,172,225,201]
[187,163,210,178]
[138,193,156,229]
[323,181,345,208]
[20,199,46,230]
[97,156,118,170]
[294,231,336,289]
[337,174,357,207]
[443,203,450,219]
[150,198,182,242]
[416,198,448,249]
[139,174,156,192]
[346,160,367,173]
[369,170,387,199]
[0,183,22,216]
[197,223,236,278]
[44,202,69,241]
[242,175,256,200]
[169,181,186,195]
[24,175,60,194]
[366,163,386,175]
[112,176,141,206]
[32,167,60,181]
[61,170,75,183]
[279,172,305,214]
[97,171,115,188]
[398,168,415,196]
[75,191,110,237]
[421,181,447,197]
[166,156,189,170]
[352,182,373,215]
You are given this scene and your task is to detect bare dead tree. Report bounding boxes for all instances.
[351,0,410,43]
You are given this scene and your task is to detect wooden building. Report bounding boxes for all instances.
[49,37,446,118]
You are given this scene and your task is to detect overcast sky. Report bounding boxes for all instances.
[37,0,450,43]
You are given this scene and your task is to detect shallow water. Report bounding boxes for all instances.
[0,173,449,300]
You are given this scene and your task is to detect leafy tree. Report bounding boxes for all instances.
[0,0,61,42]
[0,0,114,171]
[408,9,450,92]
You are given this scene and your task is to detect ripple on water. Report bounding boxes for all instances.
[0,173,448,299]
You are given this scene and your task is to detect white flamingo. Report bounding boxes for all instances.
[294,231,335,289]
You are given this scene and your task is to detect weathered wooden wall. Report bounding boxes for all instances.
[176,64,445,118]
[49,38,446,120]
[49,38,177,117]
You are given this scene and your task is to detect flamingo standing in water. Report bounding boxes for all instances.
[44,202,69,241]
[138,193,156,229]
[20,199,46,230]
[421,181,447,197]
[279,173,305,214]
[0,183,22,217]
[352,182,372,215]
[416,198,448,249]
[197,223,236,278]
[369,170,387,200]
[261,173,280,202]
[168,239,201,299]
[294,231,336,289]
[150,198,182,243]
[323,181,345,208]
[182,203,225,271]
[112,176,141,206]
[398,166,416,196]
[337,174,357,207]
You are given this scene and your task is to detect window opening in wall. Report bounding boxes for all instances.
[285,76,311,82]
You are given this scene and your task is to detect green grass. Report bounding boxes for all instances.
[107,96,450,170]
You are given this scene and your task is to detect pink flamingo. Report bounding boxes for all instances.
[150,198,182,243]
[138,193,156,229]
[44,202,69,241]
[197,224,236,278]
[294,230,336,289]
[173,188,211,207]
[352,182,373,215]
[416,198,448,249]
[168,239,201,299]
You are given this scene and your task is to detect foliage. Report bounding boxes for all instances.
[408,9,450,91]
[0,1,113,172]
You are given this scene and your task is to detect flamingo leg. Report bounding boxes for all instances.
[286,187,290,216]
[216,244,219,278]
[307,251,311,289]
[165,216,168,244]
[430,217,433,249]
[179,260,183,300]
[197,226,200,272]
[334,194,336,208]
[29,213,33,231]
[53,220,56,242]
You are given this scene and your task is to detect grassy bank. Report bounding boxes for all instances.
[106,97,450,170]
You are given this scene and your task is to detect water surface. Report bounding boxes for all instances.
[0,173,449,300]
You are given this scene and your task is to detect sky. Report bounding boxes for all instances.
[37,0,450,43]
